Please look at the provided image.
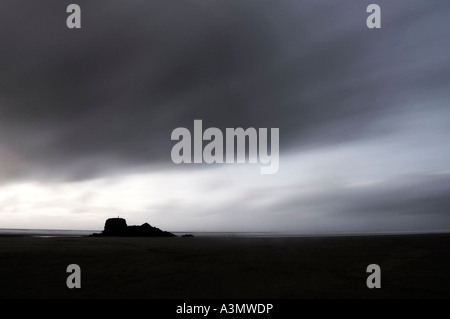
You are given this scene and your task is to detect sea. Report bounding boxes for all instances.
[0,228,448,238]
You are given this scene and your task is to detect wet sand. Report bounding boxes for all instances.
[0,234,449,299]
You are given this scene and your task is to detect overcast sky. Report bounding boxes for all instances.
[0,0,449,232]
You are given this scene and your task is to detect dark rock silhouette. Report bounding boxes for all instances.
[103,218,128,235]
[90,218,176,237]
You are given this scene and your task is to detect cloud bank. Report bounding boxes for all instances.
[0,0,449,232]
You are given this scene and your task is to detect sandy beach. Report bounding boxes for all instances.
[0,234,449,299]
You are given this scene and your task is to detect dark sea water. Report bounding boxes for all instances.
[0,228,98,237]
[0,228,449,238]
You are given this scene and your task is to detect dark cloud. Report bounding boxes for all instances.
[243,171,450,233]
[0,1,449,182]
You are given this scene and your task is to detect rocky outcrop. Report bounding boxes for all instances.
[103,217,128,236]
[90,218,176,237]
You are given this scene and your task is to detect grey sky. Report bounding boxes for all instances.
[0,1,449,232]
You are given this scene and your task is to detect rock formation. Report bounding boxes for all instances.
[90,218,176,237]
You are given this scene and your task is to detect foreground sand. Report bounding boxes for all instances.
[0,234,449,298]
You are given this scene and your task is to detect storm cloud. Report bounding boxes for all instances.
[0,1,449,232]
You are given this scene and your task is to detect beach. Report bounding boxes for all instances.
[0,234,449,299]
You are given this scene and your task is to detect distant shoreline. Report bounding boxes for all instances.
[0,228,449,238]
